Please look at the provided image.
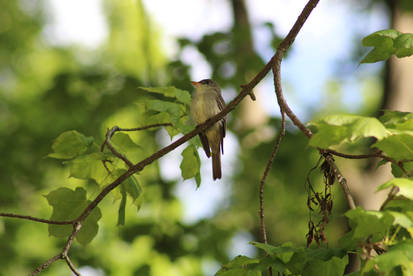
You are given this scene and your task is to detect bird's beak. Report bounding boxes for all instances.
[191,81,200,87]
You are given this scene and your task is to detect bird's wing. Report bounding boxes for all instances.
[216,93,226,154]
[199,132,211,158]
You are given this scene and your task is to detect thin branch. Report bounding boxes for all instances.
[64,256,81,276]
[380,186,399,211]
[259,110,286,245]
[104,126,134,168]
[0,213,73,225]
[115,123,173,132]
[30,254,62,276]
[271,0,319,138]
[325,149,382,159]
[101,123,173,170]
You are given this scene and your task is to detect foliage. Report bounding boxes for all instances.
[361,29,413,63]
[2,0,413,275]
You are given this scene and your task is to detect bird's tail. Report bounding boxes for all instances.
[212,151,221,180]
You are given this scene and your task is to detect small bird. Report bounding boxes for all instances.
[190,79,226,180]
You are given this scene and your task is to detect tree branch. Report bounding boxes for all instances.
[259,110,286,245]
[0,213,73,225]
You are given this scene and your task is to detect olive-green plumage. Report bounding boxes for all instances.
[190,79,226,180]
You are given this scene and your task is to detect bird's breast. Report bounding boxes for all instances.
[191,92,221,125]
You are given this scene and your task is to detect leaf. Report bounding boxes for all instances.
[180,145,201,184]
[386,211,413,229]
[309,114,388,148]
[361,30,413,63]
[377,178,413,200]
[343,207,394,243]
[304,256,348,276]
[380,111,413,130]
[374,130,413,161]
[139,86,191,105]
[216,255,262,276]
[391,162,413,178]
[363,241,413,275]
[146,100,185,125]
[67,152,109,184]
[394,33,413,57]
[48,130,94,159]
[250,242,296,263]
[117,183,127,226]
[361,29,400,63]
[125,175,142,203]
[45,187,101,245]
[288,247,346,275]
[110,132,143,164]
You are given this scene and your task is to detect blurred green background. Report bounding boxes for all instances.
[1,0,412,275]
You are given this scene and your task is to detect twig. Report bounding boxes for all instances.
[259,110,285,245]
[115,124,173,132]
[101,123,173,171]
[64,256,81,276]
[30,254,62,276]
[104,126,133,168]
[380,186,399,211]
[325,149,382,159]
[271,0,319,138]
[0,213,73,225]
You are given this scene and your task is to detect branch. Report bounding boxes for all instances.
[101,123,173,170]
[0,213,73,225]
[103,126,133,168]
[30,254,62,276]
[29,31,281,274]
[271,0,319,138]
[259,110,286,244]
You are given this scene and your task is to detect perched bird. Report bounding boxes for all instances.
[190,79,226,180]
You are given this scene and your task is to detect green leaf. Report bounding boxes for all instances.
[216,255,261,276]
[377,178,413,200]
[391,162,413,177]
[139,86,191,105]
[379,110,413,130]
[110,132,144,164]
[309,114,388,148]
[180,145,201,183]
[125,175,142,203]
[48,130,94,159]
[304,256,348,276]
[394,33,413,57]
[343,207,394,244]
[288,247,346,275]
[250,242,296,263]
[361,29,400,63]
[361,30,413,63]
[66,152,109,184]
[363,241,413,275]
[117,183,127,226]
[146,100,184,125]
[45,187,101,245]
[374,130,413,161]
[386,211,413,229]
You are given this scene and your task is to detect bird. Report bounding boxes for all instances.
[190,79,226,180]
